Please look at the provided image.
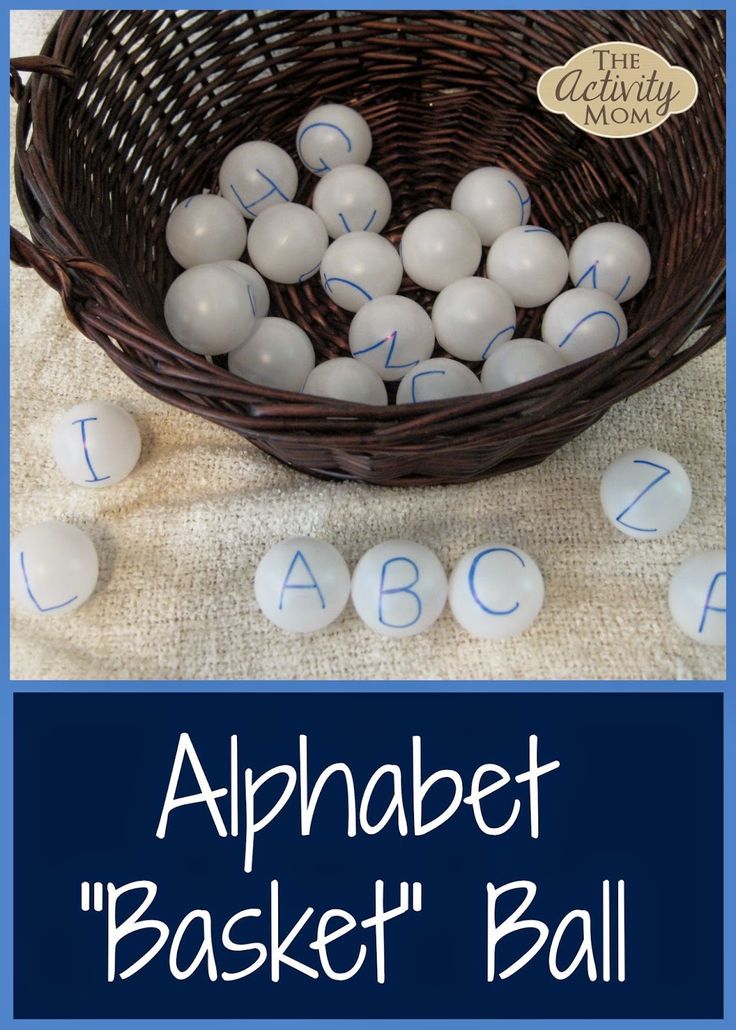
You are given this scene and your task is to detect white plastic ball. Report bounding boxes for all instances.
[164,264,256,355]
[255,537,350,633]
[569,222,651,303]
[303,357,388,405]
[296,103,372,175]
[53,400,141,488]
[219,141,298,219]
[486,226,569,308]
[451,166,532,245]
[432,277,516,361]
[668,550,726,646]
[349,296,434,381]
[401,209,482,292]
[247,203,329,284]
[449,544,544,639]
[351,540,448,638]
[165,194,247,269]
[481,338,567,392]
[600,447,692,539]
[214,261,270,318]
[228,317,315,392]
[396,358,483,405]
[312,164,392,238]
[10,521,99,616]
[320,232,403,312]
[541,287,628,364]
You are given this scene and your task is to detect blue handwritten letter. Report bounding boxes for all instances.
[378,557,422,628]
[279,550,326,610]
[469,547,525,615]
[615,459,670,533]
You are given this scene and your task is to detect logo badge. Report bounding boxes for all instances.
[537,41,698,139]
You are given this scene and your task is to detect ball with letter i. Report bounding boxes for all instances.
[349,296,435,381]
[255,537,351,632]
[448,543,545,638]
[320,232,403,312]
[668,549,726,646]
[53,400,141,487]
[296,103,372,175]
[568,222,651,303]
[486,226,569,308]
[165,193,247,269]
[351,540,448,637]
[219,140,299,219]
[400,209,482,292]
[451,166,532,245]
[600,447,692,539]
[10,522,99,616]
[312,164,392,238]
[541,287,628,364]
[246,202,329,285]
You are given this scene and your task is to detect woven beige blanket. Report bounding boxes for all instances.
[10,10,725,682]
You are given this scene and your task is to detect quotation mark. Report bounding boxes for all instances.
[81,881,105,912]
[411,882,422,912]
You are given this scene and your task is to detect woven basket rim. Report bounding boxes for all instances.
[11,9,726,485]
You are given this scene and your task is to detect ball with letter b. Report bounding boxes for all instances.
[351,540,448,637]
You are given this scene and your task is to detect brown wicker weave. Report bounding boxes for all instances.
[11,10,725,486]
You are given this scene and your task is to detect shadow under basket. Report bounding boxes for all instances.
[11,9,725,486]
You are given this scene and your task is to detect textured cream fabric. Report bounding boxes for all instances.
[10,10,726,681]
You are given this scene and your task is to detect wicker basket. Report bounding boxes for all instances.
[11,10,725,486]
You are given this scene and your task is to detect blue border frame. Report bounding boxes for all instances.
[3,1,732,1027]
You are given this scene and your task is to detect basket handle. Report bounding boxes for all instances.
[10,55,74,102]
[11,225,66,280]
[11,224,127,336]
[10,225,87,333]
[11,56,76,273]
